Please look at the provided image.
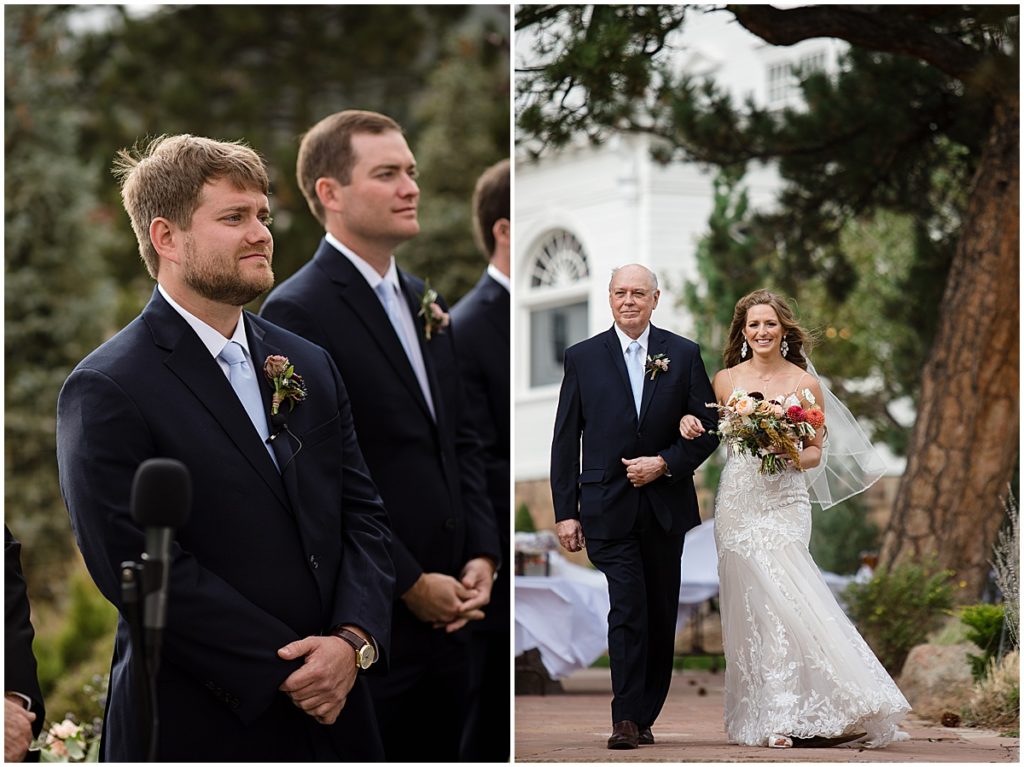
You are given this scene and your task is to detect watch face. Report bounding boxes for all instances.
[357,644,376,669]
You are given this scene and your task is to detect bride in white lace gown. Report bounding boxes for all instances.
[680,290,910,749]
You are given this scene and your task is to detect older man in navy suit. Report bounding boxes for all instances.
[261,110,501,761]
[57,135,394,761]
[550,264,718,749]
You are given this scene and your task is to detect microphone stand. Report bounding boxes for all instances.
[120,557,164,762]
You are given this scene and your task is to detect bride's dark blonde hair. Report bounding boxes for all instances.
[723,289,812,370]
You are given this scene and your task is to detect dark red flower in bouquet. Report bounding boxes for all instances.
[786,405,806,423]
[749,391,764,401]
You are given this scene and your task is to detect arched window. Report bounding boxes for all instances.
[524,229,590,388]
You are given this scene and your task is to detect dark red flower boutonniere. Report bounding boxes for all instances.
[264,355,307,416]
[644,353,670,380]
[418,279,450,341]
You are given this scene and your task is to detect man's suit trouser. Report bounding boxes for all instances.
[587,498,685,727]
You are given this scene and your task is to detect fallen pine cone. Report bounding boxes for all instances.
[940,712,961,727]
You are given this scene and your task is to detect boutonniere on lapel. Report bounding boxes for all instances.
[644,353,670,380]
[417,279,450,341]
[264,355,308,419]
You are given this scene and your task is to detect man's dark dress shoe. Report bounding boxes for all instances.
[607,720,639,749]
[793,732,867,748]
[638,727,655,745]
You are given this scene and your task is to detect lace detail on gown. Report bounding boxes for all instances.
[715,452,910,748]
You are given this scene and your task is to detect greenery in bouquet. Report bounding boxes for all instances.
[709,388,824,475]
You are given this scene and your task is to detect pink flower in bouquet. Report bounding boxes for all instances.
[772,403,785,418]
[735,396,756,416]
[805,407,825,430]
[787,405,806,423]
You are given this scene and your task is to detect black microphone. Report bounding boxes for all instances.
[130,458,191,654]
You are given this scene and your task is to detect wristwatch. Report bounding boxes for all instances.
[333,627,377,670]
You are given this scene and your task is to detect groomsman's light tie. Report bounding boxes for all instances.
[374,281,436,419]
[626,341,644,416]
[218,340,279,470]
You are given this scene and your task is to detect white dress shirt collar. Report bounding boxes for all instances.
[486,263,510,293]
[613,323,651,355]
[325,231,401,293]
[157,284,251,363]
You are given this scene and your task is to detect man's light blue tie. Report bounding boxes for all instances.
[626,341,643,416]
[218,341,279,470]
[374,281,435,419]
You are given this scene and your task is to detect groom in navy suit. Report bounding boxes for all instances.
[260,110,501,761]
[550,264,718,749]
[56,135,394,761]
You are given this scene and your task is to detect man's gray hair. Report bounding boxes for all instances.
[608,264,659,291]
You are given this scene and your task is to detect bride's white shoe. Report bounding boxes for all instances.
[768,734,793,748]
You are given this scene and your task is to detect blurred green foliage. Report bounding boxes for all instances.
[514,502,536,532]
[844,560,955,674]
[961,603,1009,681]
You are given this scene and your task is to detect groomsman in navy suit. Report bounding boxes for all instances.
[550,264,718,749]
[261,110,501,761]
[449,159,510,761]
[57,135,394,761]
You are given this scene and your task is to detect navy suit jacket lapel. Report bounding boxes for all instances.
[638,325,667,426]
[314,241,435,423]
[143,292,289,511]
[602,327,635,419]
[247,318,299,479]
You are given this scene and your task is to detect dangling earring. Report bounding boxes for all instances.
[780,338,789,357]
[740,339,748,359]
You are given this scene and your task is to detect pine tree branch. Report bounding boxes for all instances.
[727,5,986,82]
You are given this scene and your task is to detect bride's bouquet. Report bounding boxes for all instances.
[709,388,825,475]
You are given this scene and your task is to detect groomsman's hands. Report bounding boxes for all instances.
[556,519,586,552]
[277,635,359,725]
[443,557,496,633]
[622,455,668,486]
[402,572,483,629]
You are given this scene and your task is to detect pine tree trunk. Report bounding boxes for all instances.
[880,93,1019,601]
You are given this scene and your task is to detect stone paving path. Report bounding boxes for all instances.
[515,668,1019,763]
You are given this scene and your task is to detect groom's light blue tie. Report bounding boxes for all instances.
[374,281,436,419]
[218,340,279,470]
[626,341,643,416]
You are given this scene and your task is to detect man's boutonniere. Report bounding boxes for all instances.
[418,279,450,341]
[264,355,308,415]
[645,353,670,380]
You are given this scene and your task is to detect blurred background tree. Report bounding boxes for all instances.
[5,2,508,723]
[517,4,1018,600]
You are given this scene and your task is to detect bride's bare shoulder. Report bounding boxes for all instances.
[712,367,738,401]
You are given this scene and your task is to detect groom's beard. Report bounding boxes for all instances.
[182,234,275,306]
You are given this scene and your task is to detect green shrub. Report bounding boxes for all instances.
[843,560,955,675]
[514,502,536,532]
[961,603,1007,681]
[34,570,117,696]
